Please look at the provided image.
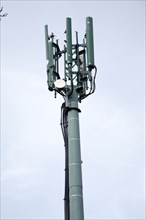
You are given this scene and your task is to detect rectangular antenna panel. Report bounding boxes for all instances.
[86,17,95,69]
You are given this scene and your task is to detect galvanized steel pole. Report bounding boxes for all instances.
[66,89,84,220]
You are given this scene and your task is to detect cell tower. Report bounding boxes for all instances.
[44,17,97,220]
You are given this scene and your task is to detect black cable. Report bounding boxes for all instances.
[60,104,70,220]
[92,66,97,94]
[55,89,66,98]
[60,103,66,142]
[80,65,97,101]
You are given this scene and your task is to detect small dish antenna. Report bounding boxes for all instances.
[54,79,65,89]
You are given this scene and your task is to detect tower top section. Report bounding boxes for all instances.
[45,17,97,102]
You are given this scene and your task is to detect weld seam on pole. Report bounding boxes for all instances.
[69,138,80,142]
[70,194,83,198]
[69,162,81,166]
[69,186,83,189]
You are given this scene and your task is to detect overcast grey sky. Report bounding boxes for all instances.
[1,0,145,219]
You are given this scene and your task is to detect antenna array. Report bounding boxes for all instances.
[45,17,97,102]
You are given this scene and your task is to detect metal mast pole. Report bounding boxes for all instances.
[65,17,84,219]
[66,89,84,220]
[44,16,97,220]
